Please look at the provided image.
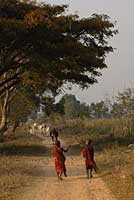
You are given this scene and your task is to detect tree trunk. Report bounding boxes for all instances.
[0,107,8,142]
[0,92,9,142]
[12,120,20,133]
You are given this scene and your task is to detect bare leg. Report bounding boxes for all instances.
[86,169,89,179]
[90,169,93,178]
[51,136,54,144]
[57,172,62,180]
[63,166,67,177]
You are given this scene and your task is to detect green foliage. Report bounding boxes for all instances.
[52,88,134,121]
[108,88,134,118]
[63,94,80,119]
[89,101,109,118]
[40,94,55,116]
[55,94,90,119]
[9,88,39,123]
[0,0,117,96]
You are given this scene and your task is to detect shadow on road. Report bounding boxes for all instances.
[0,145,51,157]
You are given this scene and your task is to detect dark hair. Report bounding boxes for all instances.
[55,140,61,147]
[88,139,92,145]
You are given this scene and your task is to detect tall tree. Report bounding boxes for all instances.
[56,94,90,118]
[111,88,134,117]
[89,101,109,118]
[9,88,40,132]
[63,94,80,119]
[0,0,117,139]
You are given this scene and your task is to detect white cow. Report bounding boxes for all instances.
[44,125,50,136]
[29,123,50,136]
[29,122,37,135]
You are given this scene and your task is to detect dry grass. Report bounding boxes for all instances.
[0,156,43,200]
[0,130,46,200]
[96,146,134,200]
[50,117,134,152]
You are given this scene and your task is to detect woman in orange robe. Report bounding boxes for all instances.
[52,140,71,180]
[82,139,97,178]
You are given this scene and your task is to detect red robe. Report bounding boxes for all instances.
[52,146,66,175]
[82,144,96,170]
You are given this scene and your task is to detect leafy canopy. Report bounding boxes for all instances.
[0,0,118,97]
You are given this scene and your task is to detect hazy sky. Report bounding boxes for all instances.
[45,0,134,104]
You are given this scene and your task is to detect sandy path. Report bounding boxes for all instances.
[33,159,116,200]
[21,136,116,200]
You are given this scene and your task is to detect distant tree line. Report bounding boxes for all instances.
[42,88,134,119]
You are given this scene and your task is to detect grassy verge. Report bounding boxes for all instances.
[96,146,134,200]
[0,129,46,200]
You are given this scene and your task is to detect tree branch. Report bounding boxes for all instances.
[0,72,21,88]
[0,79,21,96]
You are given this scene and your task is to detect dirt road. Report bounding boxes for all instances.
[21,137,116,200]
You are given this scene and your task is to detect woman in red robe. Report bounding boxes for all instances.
[82,139,97,178]
[52,140,71,180]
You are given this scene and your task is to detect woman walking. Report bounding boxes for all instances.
[82,139,97,179]
[52,140,71,180]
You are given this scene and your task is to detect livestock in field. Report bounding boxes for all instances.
[29,123,49,135]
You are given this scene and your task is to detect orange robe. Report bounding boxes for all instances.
[82,144,96,170]
[52,146,66,175]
